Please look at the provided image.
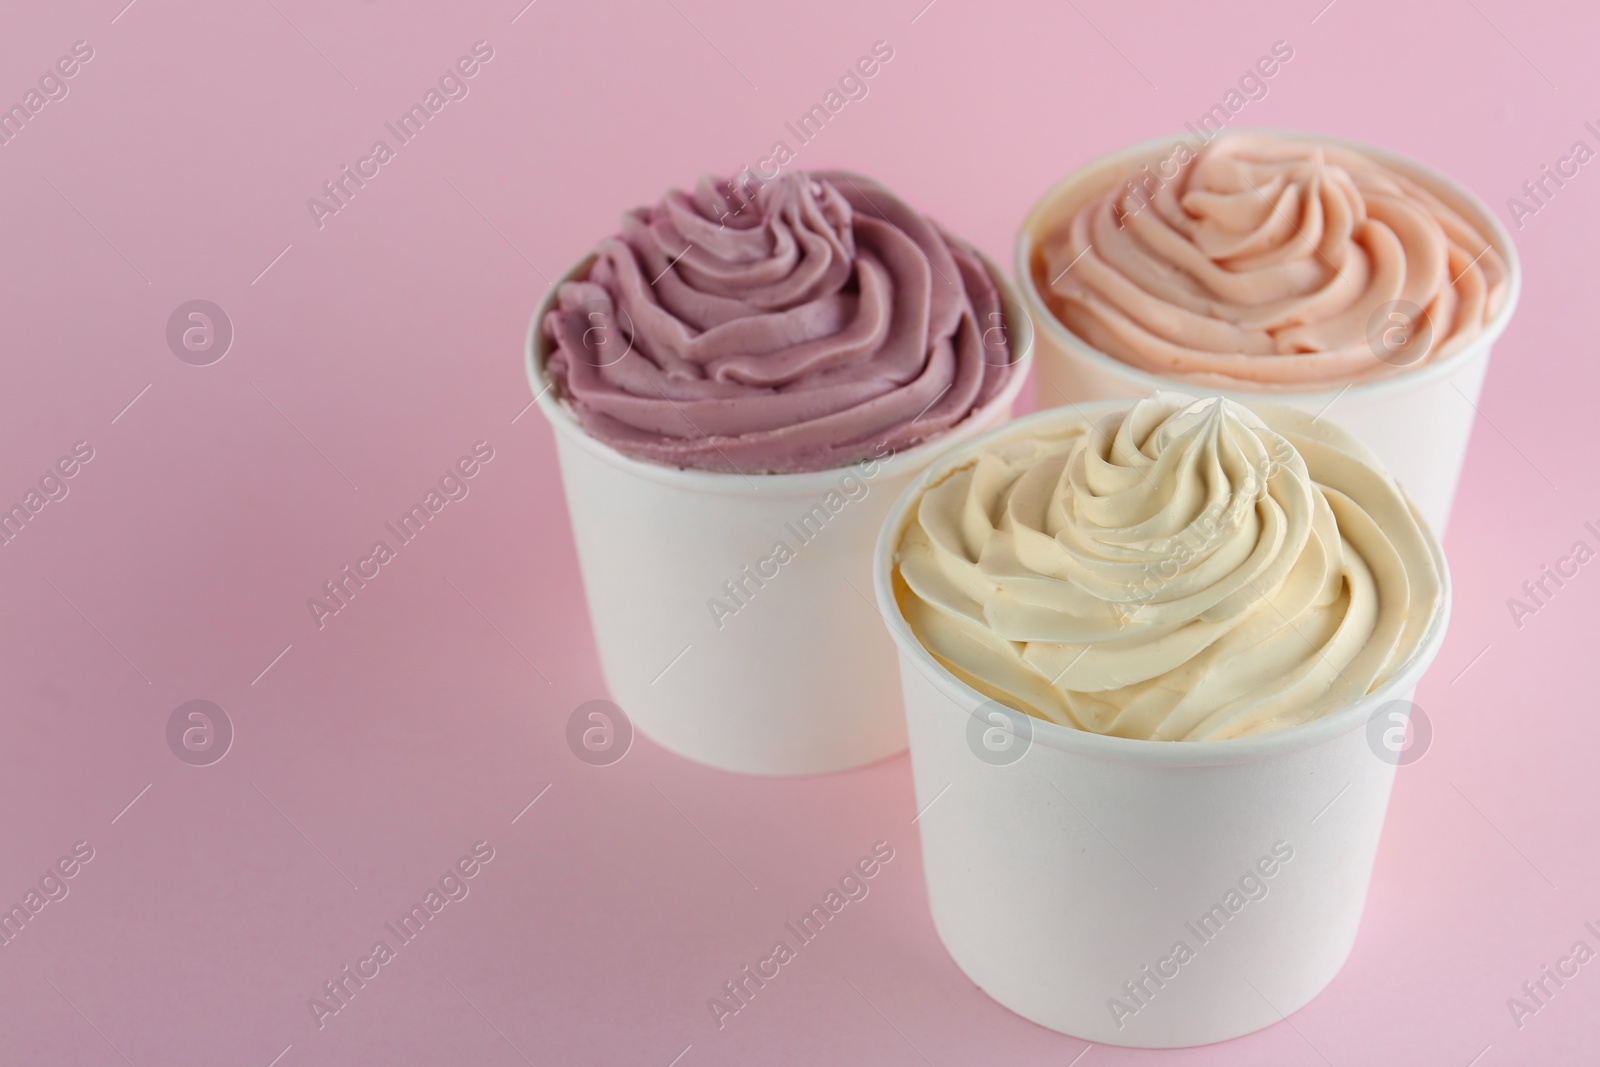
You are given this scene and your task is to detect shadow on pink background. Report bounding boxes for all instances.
[1,0,1596,1063]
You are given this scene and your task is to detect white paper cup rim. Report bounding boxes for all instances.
[1014,127,1523,405]
[872,400,1454,769]
[526,250,1035,499]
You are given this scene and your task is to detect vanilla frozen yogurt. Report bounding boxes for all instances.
[893,393,1442,740]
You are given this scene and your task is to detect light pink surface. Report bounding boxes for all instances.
[1,1,1595,1064]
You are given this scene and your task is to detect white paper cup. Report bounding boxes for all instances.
[1016,130,1521,535]
[873,402,1452,1047]
[528,253,1035,776]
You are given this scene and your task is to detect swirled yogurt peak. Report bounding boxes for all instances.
[1034,133,1510,388]
[544,170,1017,474]
[893,393,1442,740]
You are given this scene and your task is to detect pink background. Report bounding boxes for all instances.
[2,0,1596,1063]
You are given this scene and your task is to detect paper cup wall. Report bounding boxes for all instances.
[529,253,1035,776]
[1016,131,1521,536]
[872,403,1452,1048]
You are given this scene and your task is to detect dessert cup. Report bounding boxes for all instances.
[530,253,1034,776]
[1016,131,1521,535]
[873,401,1451,1047]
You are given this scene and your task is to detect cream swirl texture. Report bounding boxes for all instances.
[894,393,1442,740]
[1034,133,1509,388]
[544,171,1016,474]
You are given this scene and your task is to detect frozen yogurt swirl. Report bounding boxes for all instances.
[544,171,1016,474]
[1035,133,1509,388]
[894,393,1443,740]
